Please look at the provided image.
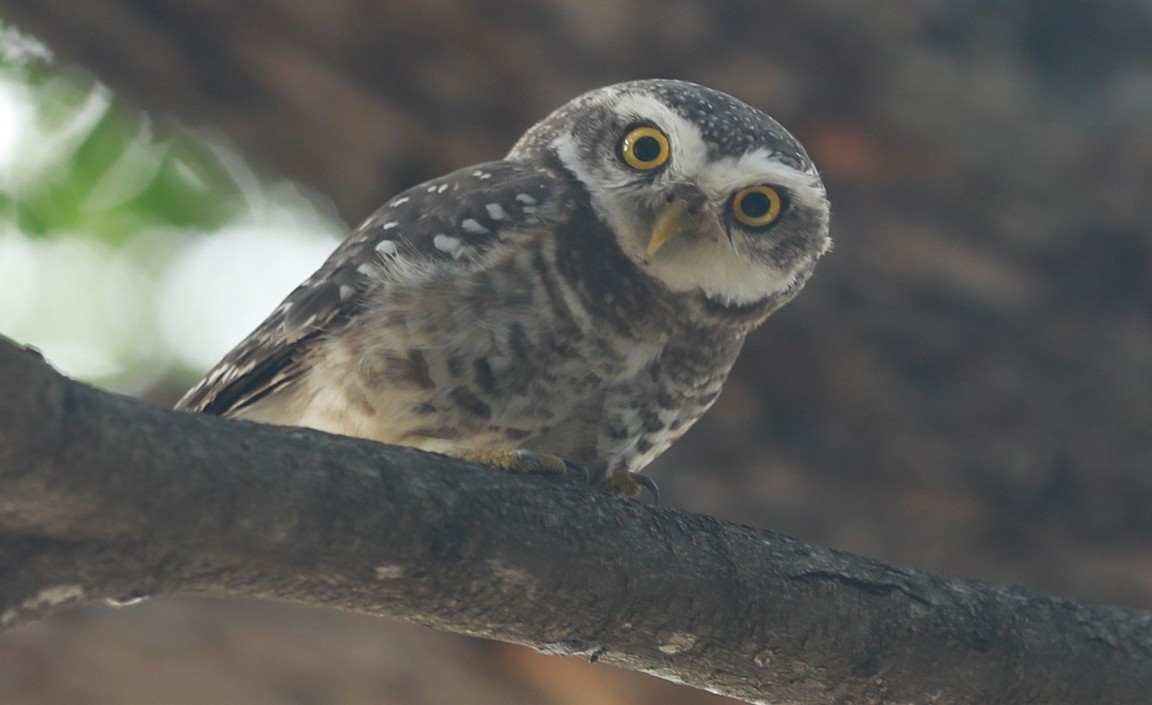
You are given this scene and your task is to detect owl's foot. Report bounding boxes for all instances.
[460,448,590,483]
[596,471,660,503]
[461,450,658,502]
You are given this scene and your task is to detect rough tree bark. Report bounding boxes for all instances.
[2,337,1150,705]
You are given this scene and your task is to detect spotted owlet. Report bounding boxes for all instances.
[176,79,831,497]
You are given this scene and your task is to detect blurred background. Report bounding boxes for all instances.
[0,1,1150,703]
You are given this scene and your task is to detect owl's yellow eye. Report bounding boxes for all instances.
[731,185,785,228]
[618,126,671,171]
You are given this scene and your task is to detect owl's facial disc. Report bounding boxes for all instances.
[539,82,831,307]
[619,133,827,306]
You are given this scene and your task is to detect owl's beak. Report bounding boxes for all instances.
[646,185,708,256]
[647,200,689,256]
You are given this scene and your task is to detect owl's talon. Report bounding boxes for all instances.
[518,451,591,483]
[558,456,592,484]
[512,449,564,475]
[634,473,660,504]
[595,471,659,501]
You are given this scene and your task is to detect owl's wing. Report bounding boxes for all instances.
[175,161,563,416]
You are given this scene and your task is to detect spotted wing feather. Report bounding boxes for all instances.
[175,162,560,416]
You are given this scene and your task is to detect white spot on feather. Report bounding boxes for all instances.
[433,234,465,259]
[485,203,507,220]
[374,239,398,255]
[461,219,489,235]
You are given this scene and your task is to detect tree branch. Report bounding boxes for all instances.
[0,335,1149,705]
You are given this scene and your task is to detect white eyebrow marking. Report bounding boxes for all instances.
[697,149,827,212]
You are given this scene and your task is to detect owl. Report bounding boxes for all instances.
[176,79,831,497]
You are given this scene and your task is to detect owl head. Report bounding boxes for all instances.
[509,79,831,308]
